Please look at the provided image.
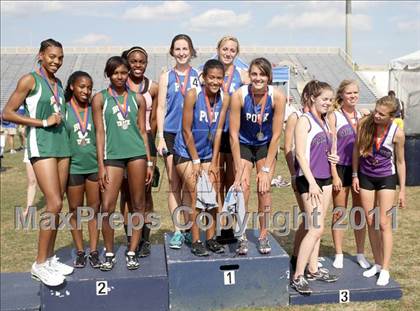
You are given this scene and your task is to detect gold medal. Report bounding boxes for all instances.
[256,131,264,141]
[80,138,87,146]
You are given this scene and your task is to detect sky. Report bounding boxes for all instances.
[1,1,419,66]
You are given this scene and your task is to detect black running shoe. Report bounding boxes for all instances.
[305,267,338,283]
[100,253,116,271]
[206,238,225,254]
[125,251,140,270]
[137,241,151,258]
[191,241,209,257]
[88,251,101,269]
[74,251,86,268]
[291,275,312,294]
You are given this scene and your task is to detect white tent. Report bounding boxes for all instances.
[389,50,420,136]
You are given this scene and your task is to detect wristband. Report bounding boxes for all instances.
[192,159,201,165]
[147,161,153,167]
[261,166,270,173]
[42,119,48,128]
[352,172,358,178]
[157,132,164,139]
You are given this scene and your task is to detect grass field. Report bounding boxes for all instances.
[1,147,419,311]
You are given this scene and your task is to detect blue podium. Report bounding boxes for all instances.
[40,245,168,311]
[1,272,40,311]
[165,230,290,311]
[289,256,402,305]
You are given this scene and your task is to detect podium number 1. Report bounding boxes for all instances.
[339,290,350,303]
[96,281,108,295]
[224,270,236,285]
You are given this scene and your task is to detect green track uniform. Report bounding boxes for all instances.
[65,103,98,174]
[101,89,146,160]
[25,72,70,158]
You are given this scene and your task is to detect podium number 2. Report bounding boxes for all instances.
[224,270,235,285]
[339,290,350,303]
[96,281,108,296]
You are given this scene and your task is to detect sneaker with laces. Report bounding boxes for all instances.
[100,253,116,271]
[183,231,192,246]
[305,267,338,283]
[206,238,225,254]
[48,255,74,276]
[191,241,209,257]
[88,251,101,268]
[31,261,65,286]
[291,275,312,294]
[137,240,151,258]
[169,231,185,249]
[257,237,271,254]
[74,251,86,268]
[125,251,140,270]
[236,238,249,255]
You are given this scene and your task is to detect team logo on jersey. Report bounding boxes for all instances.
[112,105,131,130]
[50,96,62,113]
[73,123,92,146]
[199,110,219,123]
[245,112,269,123]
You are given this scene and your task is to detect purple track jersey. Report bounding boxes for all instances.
[359,122,398,177]
[296,112,332,179]
[335,109,362,166]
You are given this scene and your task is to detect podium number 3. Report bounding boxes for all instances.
[339,289,350,303]
[96,281,108,295]
[224,270,236,285]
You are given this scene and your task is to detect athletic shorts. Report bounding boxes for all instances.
[220,131,231,154]
[240,143,269,164]
[336,164,352,187]
[173,154,212,165]
[163,132,176,155]
[68,172,98,187]
[30,157,69,165]
[147,132,157,157]
[359,172,397,191]
[4,128,16,135]
[104,155,147,168]
[295,175,332,195]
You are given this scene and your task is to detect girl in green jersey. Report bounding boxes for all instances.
[92,56,152,271]
[64,71,101,269]
[3,39,73,286]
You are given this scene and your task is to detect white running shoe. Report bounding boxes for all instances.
[363,264,381,278]
[31,261,65,286]
[48,255,74,276]
[333,254,344,269]
[356,254,371,269]
[377,269,390,286]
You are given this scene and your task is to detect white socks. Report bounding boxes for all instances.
[333,254,344,269]
[363,264,381,277]
[377,269,390,286]
[356,253,371,269]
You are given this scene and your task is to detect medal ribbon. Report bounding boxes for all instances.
[341,108,358,136]
[174,66,191,97]
[223,65,235,93]
[70,98,89,135]
[126,77,144,94]
[37,66,61,111]
[108,87,128,119]
[250,85,268,134]
[309,112,332,151]
[204,91,218,131]
[372,123,390,156]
